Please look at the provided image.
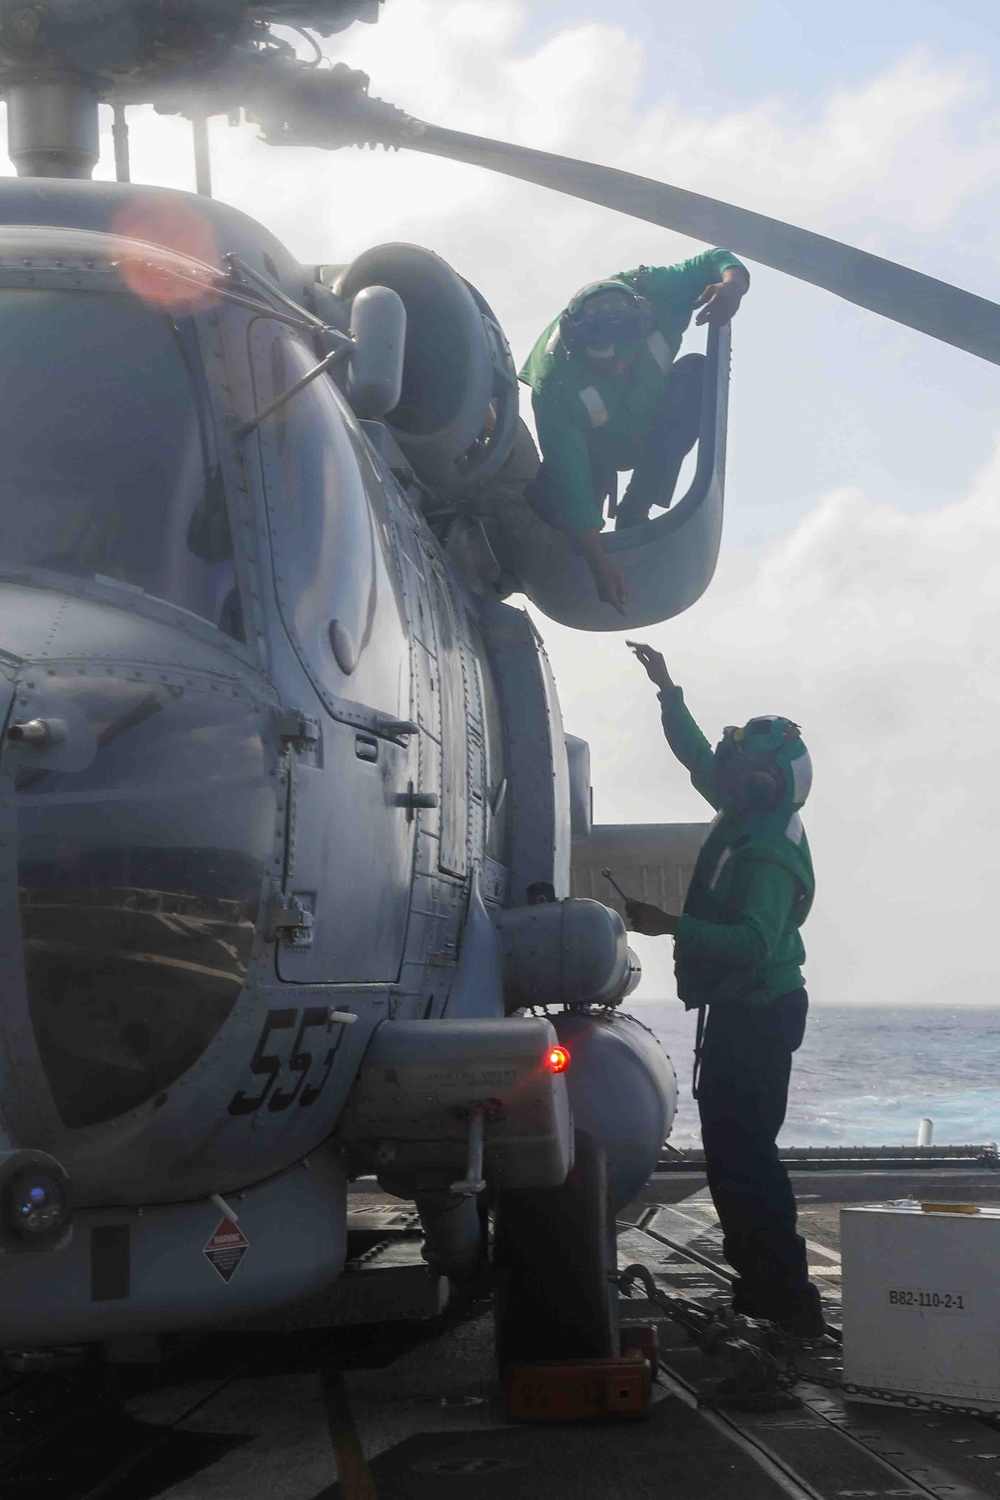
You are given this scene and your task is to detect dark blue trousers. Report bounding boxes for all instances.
[527,352,706,533]
[616,352,705,527]
[697,988,812,1318]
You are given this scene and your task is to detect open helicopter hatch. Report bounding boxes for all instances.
[331,243,731,634]
[513,323,731,634]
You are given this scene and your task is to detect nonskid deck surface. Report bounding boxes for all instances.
[0,1172,998,1500]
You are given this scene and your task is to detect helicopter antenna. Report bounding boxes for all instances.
[112,104,130,184]
[192,116,213,199]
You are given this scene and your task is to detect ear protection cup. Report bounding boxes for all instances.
[740,767,786,811]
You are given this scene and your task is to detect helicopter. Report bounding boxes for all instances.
[0,0,993,1370]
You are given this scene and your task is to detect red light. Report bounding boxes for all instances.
[547,1045,570,1074]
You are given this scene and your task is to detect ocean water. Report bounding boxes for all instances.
[630,1000,1000,1148]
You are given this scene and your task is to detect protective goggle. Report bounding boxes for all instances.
[576,305,648,350]
[722,720,802,744]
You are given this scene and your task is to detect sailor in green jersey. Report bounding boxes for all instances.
[624,641,824,1339]
[519,250,749,614]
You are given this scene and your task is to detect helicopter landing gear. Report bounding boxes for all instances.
[492,1128,619,1373]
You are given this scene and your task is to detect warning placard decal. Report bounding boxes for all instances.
[203,1219,249,1283]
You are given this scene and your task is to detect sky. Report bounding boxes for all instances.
[6,0,999,1007]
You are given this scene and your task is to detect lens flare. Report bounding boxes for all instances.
[110,196,220,312]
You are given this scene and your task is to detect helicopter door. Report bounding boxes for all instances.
[248,323,416,984]
[427,560,468,879]
[398,528,469,883]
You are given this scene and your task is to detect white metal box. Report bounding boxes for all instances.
[841,1203,1000,1409]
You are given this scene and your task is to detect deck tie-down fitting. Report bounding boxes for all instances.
[450,1106,486,1196]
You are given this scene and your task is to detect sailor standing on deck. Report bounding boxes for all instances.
[624,643,825,1339]
[518,250,749,614]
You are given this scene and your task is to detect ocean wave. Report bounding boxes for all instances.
[638,998,1000,1147]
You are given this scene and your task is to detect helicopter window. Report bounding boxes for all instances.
[0,288,242,638]
[254,329,384,691]
[14,676,273,1129]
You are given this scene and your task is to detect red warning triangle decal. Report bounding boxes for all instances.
[203,1218,249,1283]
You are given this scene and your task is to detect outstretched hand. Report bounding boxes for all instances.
[625,899,678,937]
[627,641,673,691]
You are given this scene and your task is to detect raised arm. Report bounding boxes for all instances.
[627,644,719,808]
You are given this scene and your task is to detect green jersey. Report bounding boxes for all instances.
[519,250,748,536]
[659,686,815,1011]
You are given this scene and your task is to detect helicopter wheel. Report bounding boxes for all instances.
[491,1127,619,1374]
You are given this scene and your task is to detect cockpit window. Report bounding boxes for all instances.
[0,288,242,638]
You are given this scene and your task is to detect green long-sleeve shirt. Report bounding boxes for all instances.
[659,686,814,1010]
[519,249,748,536]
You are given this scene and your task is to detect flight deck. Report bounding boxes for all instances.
[2,1162,999,1500]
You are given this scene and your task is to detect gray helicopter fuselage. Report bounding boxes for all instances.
[0,178,677,1342]
[0,179,572,1204]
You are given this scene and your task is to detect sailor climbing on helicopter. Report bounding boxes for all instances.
[518,249,749,614]
[624,641,825,1339]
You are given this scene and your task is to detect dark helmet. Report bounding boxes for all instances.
[714,716,812,813]
[558,279,656,358]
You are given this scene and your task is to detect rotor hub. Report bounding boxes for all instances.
[0,0,388,179]
[0,2,379,82]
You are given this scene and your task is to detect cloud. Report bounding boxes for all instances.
[543,438,1000,1007]
[0,2,996,1014]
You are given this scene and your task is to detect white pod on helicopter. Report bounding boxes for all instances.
[333,243,520,498]
[346,284,406,420]
[492,898,633,1012]
[553,1010,678,1210]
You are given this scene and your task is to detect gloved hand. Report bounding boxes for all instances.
[627,641,673,690]
[694,267,749,327]
[625,899,678,936]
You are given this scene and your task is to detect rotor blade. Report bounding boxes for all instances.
[406,123,1000,366]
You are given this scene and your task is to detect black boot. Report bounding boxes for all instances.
[730,1277,765,1318]
[774,1283,826,1340]
[614,490,652,530]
